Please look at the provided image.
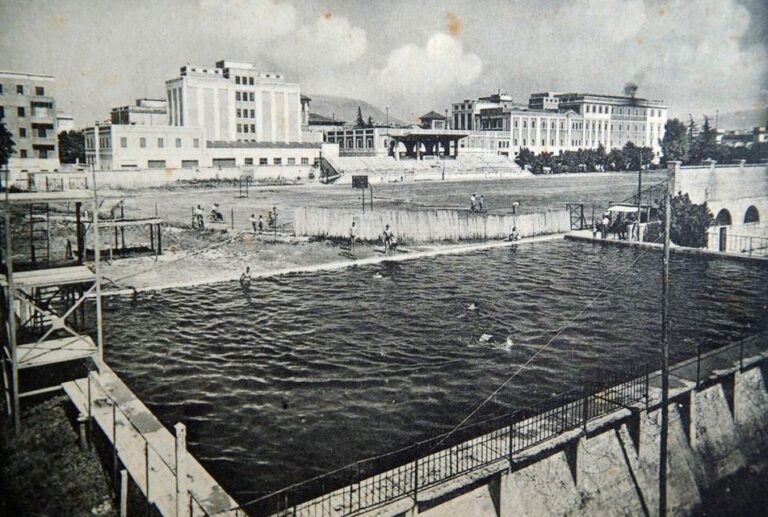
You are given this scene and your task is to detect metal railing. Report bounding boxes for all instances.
[720,233,768,257]
[230,367,648,516]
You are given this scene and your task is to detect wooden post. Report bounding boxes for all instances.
[119,469,128,517]
[91,166,104,366]
[76,202,83,264]
[3,169,20,431]
[145,441,151,517]
[87,371,92,447]
[175,423,189,517]
[113,402,119,490]
[157,224,162,255]
[120,204,125,249]
[77,413,88,449]
[150,224,155,254]
[230,208,234,230]
[659,165,673,517]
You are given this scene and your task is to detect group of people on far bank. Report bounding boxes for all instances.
[348,221,398,255]
[191,203,279,233]
[593,212,637,240]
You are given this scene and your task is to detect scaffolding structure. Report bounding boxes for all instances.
[1,186,104,430]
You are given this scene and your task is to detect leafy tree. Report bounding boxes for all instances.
[0,120,15,168]
[366,115,375,128]
[660,118,688,164]
[651,191,713,248]
[515,147,536,170]
[686,115,698,164]
[690,115,717,164]
[607,148,628,171]
[354,106,365,129]
[58,130,85,164]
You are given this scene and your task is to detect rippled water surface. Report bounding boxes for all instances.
[100,240,768,500]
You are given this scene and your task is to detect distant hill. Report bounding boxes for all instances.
[305,93,407,126]
[713,108,767,130]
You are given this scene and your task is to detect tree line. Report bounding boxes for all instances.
[514,142,655,174]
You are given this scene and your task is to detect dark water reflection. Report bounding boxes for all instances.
[99,240,768,499]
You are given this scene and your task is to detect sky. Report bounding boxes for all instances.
[1,0,766,127]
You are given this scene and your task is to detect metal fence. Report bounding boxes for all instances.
[721,234,768,257]
[230,367,649,516]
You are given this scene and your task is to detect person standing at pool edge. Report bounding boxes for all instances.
[382,224,392,254]
[349,221,357,251]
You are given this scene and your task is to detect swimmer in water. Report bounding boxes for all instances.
[373,272,384,279]
[240,266,252,286]
[467,302,478,311]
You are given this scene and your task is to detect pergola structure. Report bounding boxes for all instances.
[387,130,468,160]
[1,187,104,430]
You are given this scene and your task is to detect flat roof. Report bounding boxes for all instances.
[206,141,321,149]
[1,266,94,289]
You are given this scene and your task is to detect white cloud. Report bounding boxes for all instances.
[273,14,367,70]
[200,0,298,43]
[376,33,483,99]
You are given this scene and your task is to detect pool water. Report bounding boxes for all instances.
[98,240,768,500]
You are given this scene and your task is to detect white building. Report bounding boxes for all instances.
[165,60,302,144]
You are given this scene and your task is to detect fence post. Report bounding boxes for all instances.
[582,389,589,434]
[175,423,189,517]
[120,469,128,517]
[87,371,92,448]
[413,455,419,505]
[696,345,701,388]
[230,208,234,230]
[739,340,744,372]
[113,403,118,490]
[145,441,151,517]
[644,364,649,408]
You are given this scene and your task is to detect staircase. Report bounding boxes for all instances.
[319,156,343,184]
[29,203,50,265]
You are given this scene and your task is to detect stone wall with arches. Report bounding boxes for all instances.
[670,161,768,252]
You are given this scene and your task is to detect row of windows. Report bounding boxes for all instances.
[241,157,311,166]
[237,123,256,133]
[236,108,256,118]
[113,136,201,149]
[235,91,256,102]
[13,148,51,159]
[584,105,664,117]
[234,76,256,86]
[0,84,45,96]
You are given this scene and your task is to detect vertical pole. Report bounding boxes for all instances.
[150,224,155,254]
[369,186,373,211]
[659,171,672,517]
[120,204,125,249]
[145,441,151,517]
[3,169,20,431]
[91,166,104,367]
[230,208,234,230]
[696,345,701,388]
[87,371,92,447]
[120,469,128,517]
[113,402,119,490]
[157,224,162,255]
[76,202,83,264]
[361,188,365,213]
[175,423,189,517]
[635,165,642,240]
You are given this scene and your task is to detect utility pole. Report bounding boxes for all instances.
[635,159,643,240]
[659,165,672,516]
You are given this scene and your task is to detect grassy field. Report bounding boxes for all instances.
[109,172,665,232]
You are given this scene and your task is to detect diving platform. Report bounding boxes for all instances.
[1,265,95,289]
[17,335,97,370]
[63,364,239,517]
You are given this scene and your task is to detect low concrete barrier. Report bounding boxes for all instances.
[294,207,570,243]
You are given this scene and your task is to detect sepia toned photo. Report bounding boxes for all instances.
[1,1,767,515]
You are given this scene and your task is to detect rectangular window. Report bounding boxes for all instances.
[244,158,253,165]
[0,84,3,94]
[235,76,241,84]
[273,157,282,165]
[19,128,26,138]
[120,137,127,148]
[175,138,182,148]
[16,85,24,94]
[20,149,27,158]
[35,86,44,96]
[250,109,255,118]
[513,138,518,146]
[249,92,254,101]
[157,137,164,148]
[243,125,249,133]
[147,160,166,169]
[17,107,25,117]
[301,157,309,165]
[140,137,146,148]
[250,124,255,132]
[249,77,254,85]
[181,160,199,168]
[287,157,296,165]
[259,158,268,165]
[237,123,242,132]
[236,109,242,117]
[541,139,545,146]
[193,138,199,148]
[236,92,241,101]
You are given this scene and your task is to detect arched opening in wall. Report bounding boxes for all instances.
[744,206,760,224]
[716,209,732,226]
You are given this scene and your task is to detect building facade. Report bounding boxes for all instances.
[451,93,516,131]
[464,92,668,160]
[0,70,60,172]
[165,61,302,144]
[110,98,168,126]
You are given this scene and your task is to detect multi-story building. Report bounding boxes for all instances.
[110,98,167,126]
[0,70,60,172]
[85,60,324,172]
[467,91,668,159]
[165,60,302,144]
[451,93,516,131]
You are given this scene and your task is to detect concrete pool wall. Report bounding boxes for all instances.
[293,207,570,243]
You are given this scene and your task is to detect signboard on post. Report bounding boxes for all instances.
[352,175,371,212]
[352,175,369,189]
